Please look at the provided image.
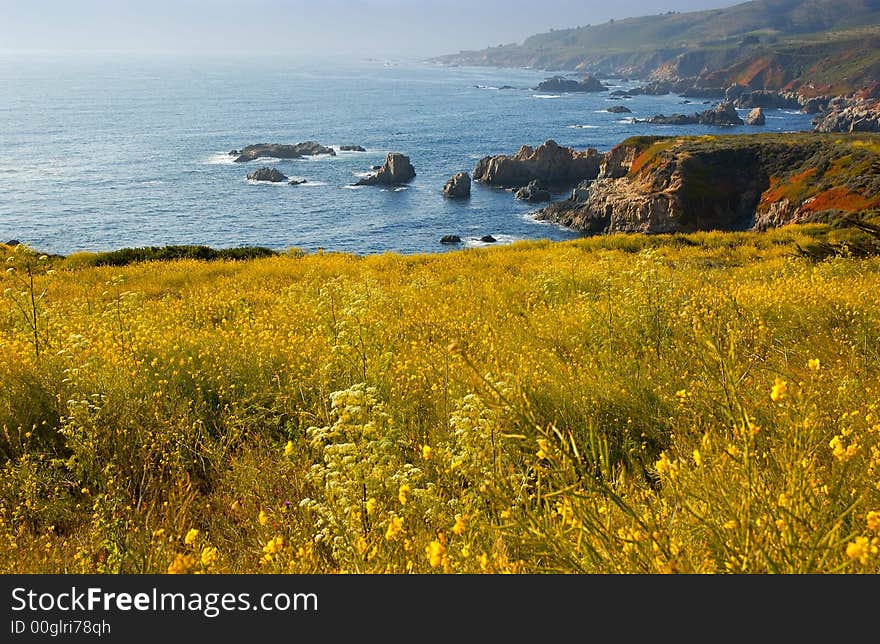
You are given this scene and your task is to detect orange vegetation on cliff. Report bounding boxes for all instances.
[760,168,818,205]
[801,187,879,213]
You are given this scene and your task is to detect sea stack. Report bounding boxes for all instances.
[355,153,416,186]
[443,172,471,198]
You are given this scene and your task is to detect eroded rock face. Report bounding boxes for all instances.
[443,172,472,199]
[734,90,801,110]
[746,107,766,126]
[537,146,766,234]
[534,75,607,92]
[534,133,880,236]
[643,103,744,126]
[514,180,551,203]
[473,140,601,189]
[247,167,288,182]
[355,153,416,186]
[234,142,336,163]
[813,92,880,132]
[698,103,745,126]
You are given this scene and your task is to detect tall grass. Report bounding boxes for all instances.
[0,228,878,573]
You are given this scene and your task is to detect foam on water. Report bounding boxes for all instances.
[533,94,563,99]
[464,233,519,248]
[245,179,294,187]
[205,152,237,165]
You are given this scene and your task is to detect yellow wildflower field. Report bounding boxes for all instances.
[1,226,878,573]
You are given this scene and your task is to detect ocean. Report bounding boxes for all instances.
[0,54,815,256]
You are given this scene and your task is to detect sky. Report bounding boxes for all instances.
[0,0,739,58]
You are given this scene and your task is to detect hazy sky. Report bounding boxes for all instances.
[1,0,739,58]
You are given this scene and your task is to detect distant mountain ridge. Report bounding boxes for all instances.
[432,0,880,94]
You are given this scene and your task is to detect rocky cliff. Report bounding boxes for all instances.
[536,133,880,234]
[473,140,601,189]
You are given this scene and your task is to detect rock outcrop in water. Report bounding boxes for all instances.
[340,145,367,152]
[535,133,880,234]
[355,153,416,186]
[247,167,288,183]
[473,140,601,189]
[608,105,632,114]
[443,172,471,199]
[533,75,607,93]
[234,142,336,163]
[514,180,551,203]
[642,103,744,127]
[746,108,766,126]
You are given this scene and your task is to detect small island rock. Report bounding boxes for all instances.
[355,153,416,186]
[234,142,336,163]
[443,172,471,199]
[247,167,288,183]
[746,107,766,126]
[533,75,607,93]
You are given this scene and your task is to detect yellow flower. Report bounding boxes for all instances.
[167,553,196,575]
[846,537,871,565]
[263,536,285,555]
[398,484,411,506]
[385,516,404,541]
[284,440,294,456]
[692,449,702,467]
[655,452,677,477]
[200,546,219,567]
[365,497,377,515]
[536,439,549,460]
[808,358,820,372]
[184,528,199,546]
[452,515,466,536]
[258,510,269,526]
[829,435,858,462]
[723,520,737,530]
[425,540,446,568]
[867,511,880,533]
[770,377,787,402]
[421,445,433,460]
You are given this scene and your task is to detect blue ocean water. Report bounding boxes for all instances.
[0,55,815,255]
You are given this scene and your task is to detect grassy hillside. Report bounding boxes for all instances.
[433,0,880,92]
[1,232,878,574]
